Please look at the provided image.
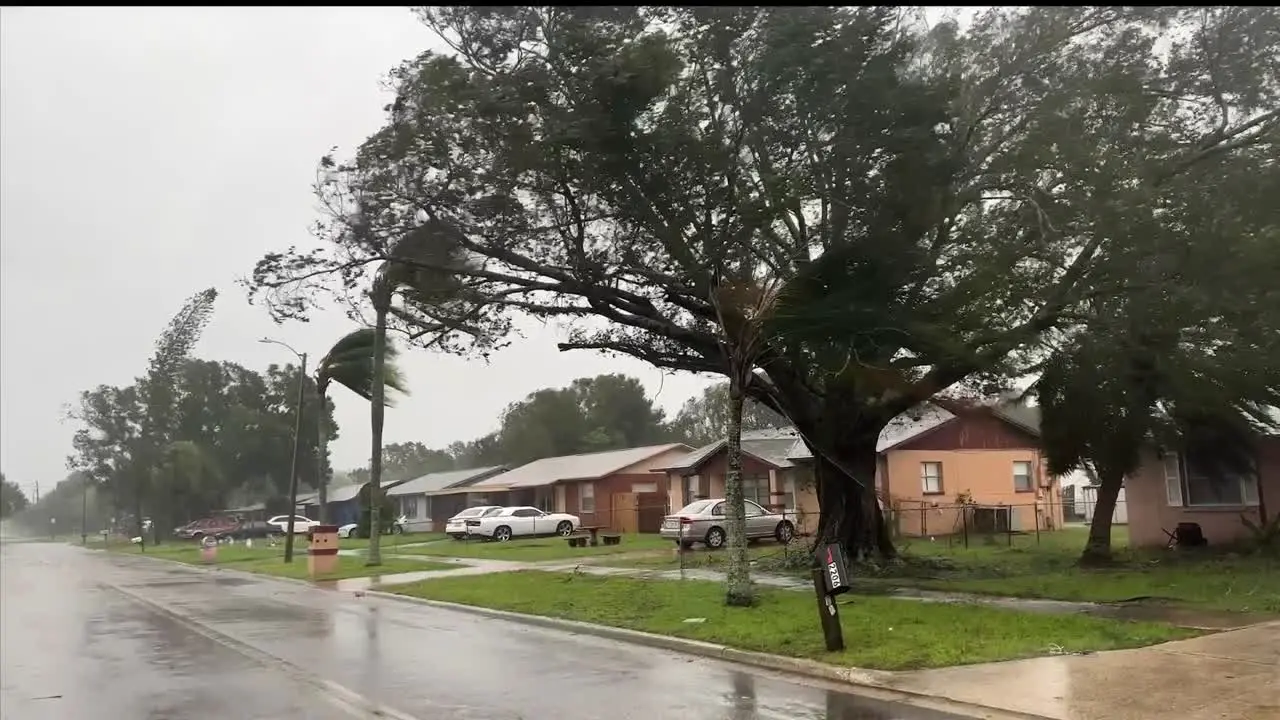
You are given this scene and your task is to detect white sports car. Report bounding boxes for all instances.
[444,505,505,539]
[470,506,580,542]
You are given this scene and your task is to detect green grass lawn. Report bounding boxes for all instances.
[397,533,675,562]
[336,532,446,551]
[391,570,1193,670]
[106,541,459,580]
[593,527,1280,614]
[863,527,1280,614]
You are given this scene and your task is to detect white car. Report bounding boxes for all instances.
[266,515,319,535]
[470,506,580,542]
[444,506,505,539]
[338,516,406,539]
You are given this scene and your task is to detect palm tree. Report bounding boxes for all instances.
[313,329,407,524]
[364,219,471,567]
[708,271,784,607]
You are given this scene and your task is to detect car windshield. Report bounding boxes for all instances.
[455,507,492,519]
[481,507,503,517]
[676,500,715,515]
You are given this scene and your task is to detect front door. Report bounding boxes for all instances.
[611,493,638,533]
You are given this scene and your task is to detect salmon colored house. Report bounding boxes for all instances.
[1123,434,1275,548]
[468,444,692,533]
[656,400,1064,539]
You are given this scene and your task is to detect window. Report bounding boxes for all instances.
[1165,450,1260,508]
[400,497,418,519]
[744,500,765,517]
[742,475,770,506]
[631,482,658,494]
[580,482,595,513]
[513,508,541,518]
[783,476,797,510]
[711,502,725,517]
[921,462,943,495]
[1013,461,1034,493]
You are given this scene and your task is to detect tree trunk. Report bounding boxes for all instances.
[316,388,329,525]
[723,372,754,607]
[366,306,388,567]
[1080,465,1124,566]
[793,418,894,562]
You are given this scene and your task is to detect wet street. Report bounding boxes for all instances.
[1,541,975,720]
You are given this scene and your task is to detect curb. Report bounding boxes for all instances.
[361,589,1054,720]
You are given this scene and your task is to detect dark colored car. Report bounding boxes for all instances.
[174,517,240,541]
[229,521,281,540]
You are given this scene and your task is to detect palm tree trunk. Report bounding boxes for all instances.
[315,386,329,524]
[366,305,388,567]
[723,371,754,607]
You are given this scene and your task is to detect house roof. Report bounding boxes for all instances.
[660,401,1041,471]
[386,466,507,496]
[473,443,691,489]
[656,429,807,472]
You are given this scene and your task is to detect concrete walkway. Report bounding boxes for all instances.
[876,620,1280,720]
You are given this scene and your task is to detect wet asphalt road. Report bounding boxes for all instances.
[1,541,973,720]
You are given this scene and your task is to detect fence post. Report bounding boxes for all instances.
[1034,502,1041,545]
[962,506,969,549]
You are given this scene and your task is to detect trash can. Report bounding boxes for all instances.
[307,525,340,578]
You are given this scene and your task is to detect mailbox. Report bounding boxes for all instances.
[817,543,852,596]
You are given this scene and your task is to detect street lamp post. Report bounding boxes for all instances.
[260,338,307,563]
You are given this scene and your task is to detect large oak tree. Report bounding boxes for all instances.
[249,7,1280,558]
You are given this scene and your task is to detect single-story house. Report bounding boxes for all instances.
[657,400,1066,539]
[384,466,508,532]
[1124,433,1276,548]
[469,443,692,532]
[299,478,412,527]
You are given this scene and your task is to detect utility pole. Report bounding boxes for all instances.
[283,352,307,563]
[81,476,89,545]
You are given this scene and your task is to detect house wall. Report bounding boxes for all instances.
[548,447,688,530]
[885,412,1062,537]
[1126,438,1278,548]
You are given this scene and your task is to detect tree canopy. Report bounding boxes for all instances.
[668,382,789,448]
[249,6,1280,556]
[0,473,30,518]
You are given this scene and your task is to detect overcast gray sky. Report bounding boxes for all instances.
[0,7,711,498]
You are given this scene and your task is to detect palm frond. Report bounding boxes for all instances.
[315,328,408,406]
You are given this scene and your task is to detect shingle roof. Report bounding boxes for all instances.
[473,444,690,489]
[386,466,507,496]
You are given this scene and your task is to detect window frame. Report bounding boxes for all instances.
[580,481,596,514]
[920,461,944,496]
[1013,460,1035,493]
[1164,450,1261,509]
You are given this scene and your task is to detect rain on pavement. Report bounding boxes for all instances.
[1,541,975,720]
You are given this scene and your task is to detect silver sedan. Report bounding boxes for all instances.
[659,498,796,549]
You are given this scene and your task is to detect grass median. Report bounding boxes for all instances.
[106,542,460,580]
[397,533,674,562]
[389,570,1193,670]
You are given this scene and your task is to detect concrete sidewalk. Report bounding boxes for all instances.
[877,620,1280,720]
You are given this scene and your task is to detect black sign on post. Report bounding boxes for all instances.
[820,543,852,596]
[811,543,849,652]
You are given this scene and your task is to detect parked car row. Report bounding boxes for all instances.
[444,505,581,542]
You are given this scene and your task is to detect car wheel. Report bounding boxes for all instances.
[775,521,796,544]
[704,526,726,549]
[493,525,513,542]
[556,521,574,537]
[190,532,204,542]
[393,524,404,535]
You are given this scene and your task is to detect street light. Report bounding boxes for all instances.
[259,337,307,563]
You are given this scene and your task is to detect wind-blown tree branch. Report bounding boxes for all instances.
[248,7,1280,559]
[314,328,406,523]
